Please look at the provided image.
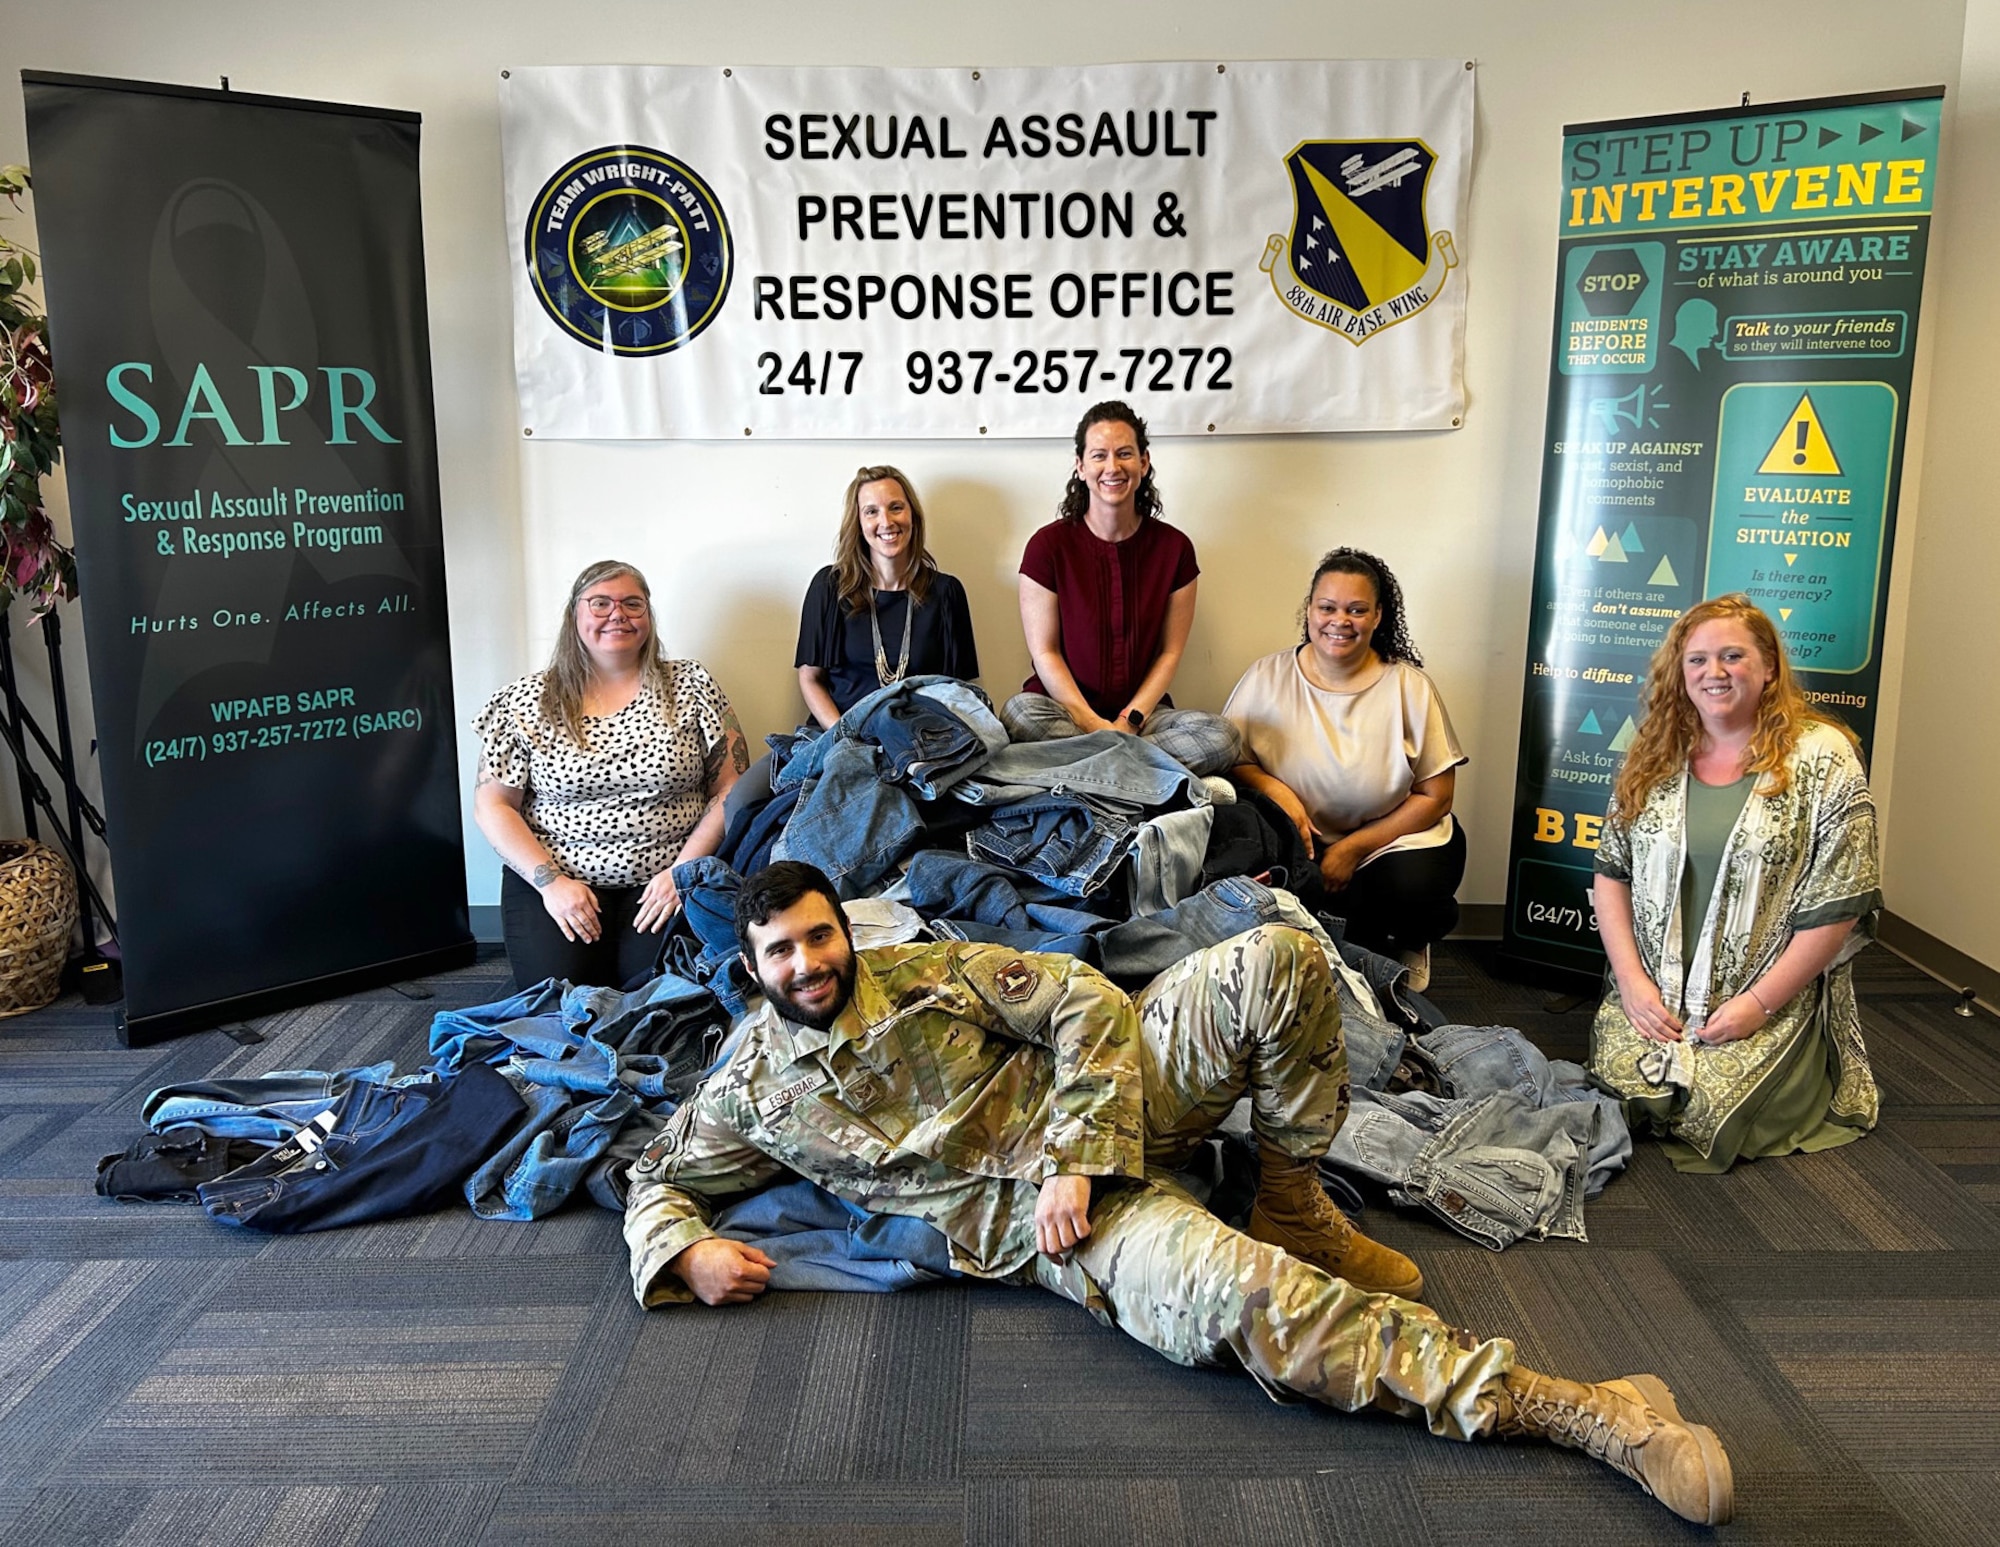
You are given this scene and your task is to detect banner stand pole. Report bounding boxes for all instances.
[0,602,123,1000]
[0,610,42,841]
[38,609,119,994]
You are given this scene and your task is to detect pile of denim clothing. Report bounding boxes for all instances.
[1321,1019,1633,1250]
[724,677,1222,916]
[96,972,730,1232]
[686,680,1635,1253]
[98,681,1630,1265]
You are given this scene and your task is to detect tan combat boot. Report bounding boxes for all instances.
[1245,1141,1425,1299]
[1494,1366,1734,1525]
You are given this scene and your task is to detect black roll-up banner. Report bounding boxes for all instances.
[1500,88,1942,982]
[23,72,473,1043]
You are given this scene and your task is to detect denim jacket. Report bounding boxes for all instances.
[1321,1022,1633,1249]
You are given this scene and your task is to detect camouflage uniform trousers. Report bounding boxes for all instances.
[1027,924,1516,1442]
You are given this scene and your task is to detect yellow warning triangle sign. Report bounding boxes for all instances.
[1780,607,1793,620]
[1757,392,1843,476]
[1298,156,1428,306]
[1785,552,1799,566]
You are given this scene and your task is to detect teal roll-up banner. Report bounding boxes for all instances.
[1501,87,1942,979]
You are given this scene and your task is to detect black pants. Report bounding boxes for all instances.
[1329,821,1467,956]
[500,868,664,990]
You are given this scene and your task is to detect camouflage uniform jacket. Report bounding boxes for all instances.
[624,942,1145,1306]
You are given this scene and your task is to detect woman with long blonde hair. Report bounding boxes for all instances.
[1589,594,1881,1171]
[474,559,748,989]
[794,465,979,728]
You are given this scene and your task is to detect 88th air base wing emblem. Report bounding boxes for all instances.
[1260,140,1459,344]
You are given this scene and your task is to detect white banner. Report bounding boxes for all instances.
[500,60,1474,439]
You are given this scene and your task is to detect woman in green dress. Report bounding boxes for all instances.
[1589,594,1882,1172]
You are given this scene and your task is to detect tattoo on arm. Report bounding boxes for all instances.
[529,862,559,890]
[702,739,728,794]
[722,710,750,774]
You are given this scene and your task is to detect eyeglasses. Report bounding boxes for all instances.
[582,595,649,618]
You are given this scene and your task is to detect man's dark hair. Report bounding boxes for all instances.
[732,861,847,955]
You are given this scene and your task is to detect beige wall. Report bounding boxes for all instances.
[1882,0,2000,965]
[0,0,1975,933]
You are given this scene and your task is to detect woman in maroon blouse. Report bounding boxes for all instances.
[1002,401,1240,775]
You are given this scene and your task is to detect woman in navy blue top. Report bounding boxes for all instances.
[794,465,979,725]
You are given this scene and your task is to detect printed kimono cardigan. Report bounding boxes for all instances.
[1589,721,1882,1169]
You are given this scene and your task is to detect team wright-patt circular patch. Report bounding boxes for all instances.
[525,145,733,356]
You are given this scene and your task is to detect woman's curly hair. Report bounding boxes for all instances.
[1299,548,1423,666]
[1058,400,1163,522]
[1611,592,1854,816]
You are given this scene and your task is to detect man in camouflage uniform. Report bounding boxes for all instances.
[624,862,1734,1526]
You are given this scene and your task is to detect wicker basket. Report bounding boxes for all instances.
[0,839,78,1017]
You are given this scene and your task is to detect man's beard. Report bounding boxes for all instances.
[762,953,857,1030]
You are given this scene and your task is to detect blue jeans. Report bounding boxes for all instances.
[1319,1022,1634,1250]
[952,727,1212,809]
[773,737,925,898]
[1323,1086,1602,1251]
[965,792,1136,899]
[428,970,726,1078]
[143,1064,406,1143]
[427,969,729,1221]
[1418,1023,1561,1103]
[196,1063,526,1233]
[1125,804,1217,913]
[772,675,998,795]
[463,1079,639,1222]
[901,851,1110,934]
[662,857,757,1014]
[712,1178,959,1292]
[1411,1024,1633,1195]
[998,693,1242,776]
[906,680,1010,796]
[853,690,986,798]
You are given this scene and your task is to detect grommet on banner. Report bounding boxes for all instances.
[1451,416,1462,427]
[523,427,533,437]
[971,71,981,82]
[743,427,752,436]
[1206,423,1215,432]
[1216,64,1226,74]
[501,70,510,80]
[979,426,988,435]
[723,68,732,78]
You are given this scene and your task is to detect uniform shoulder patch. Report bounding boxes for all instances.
[994,959,1039,1004]
[955,946,1064,1033]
